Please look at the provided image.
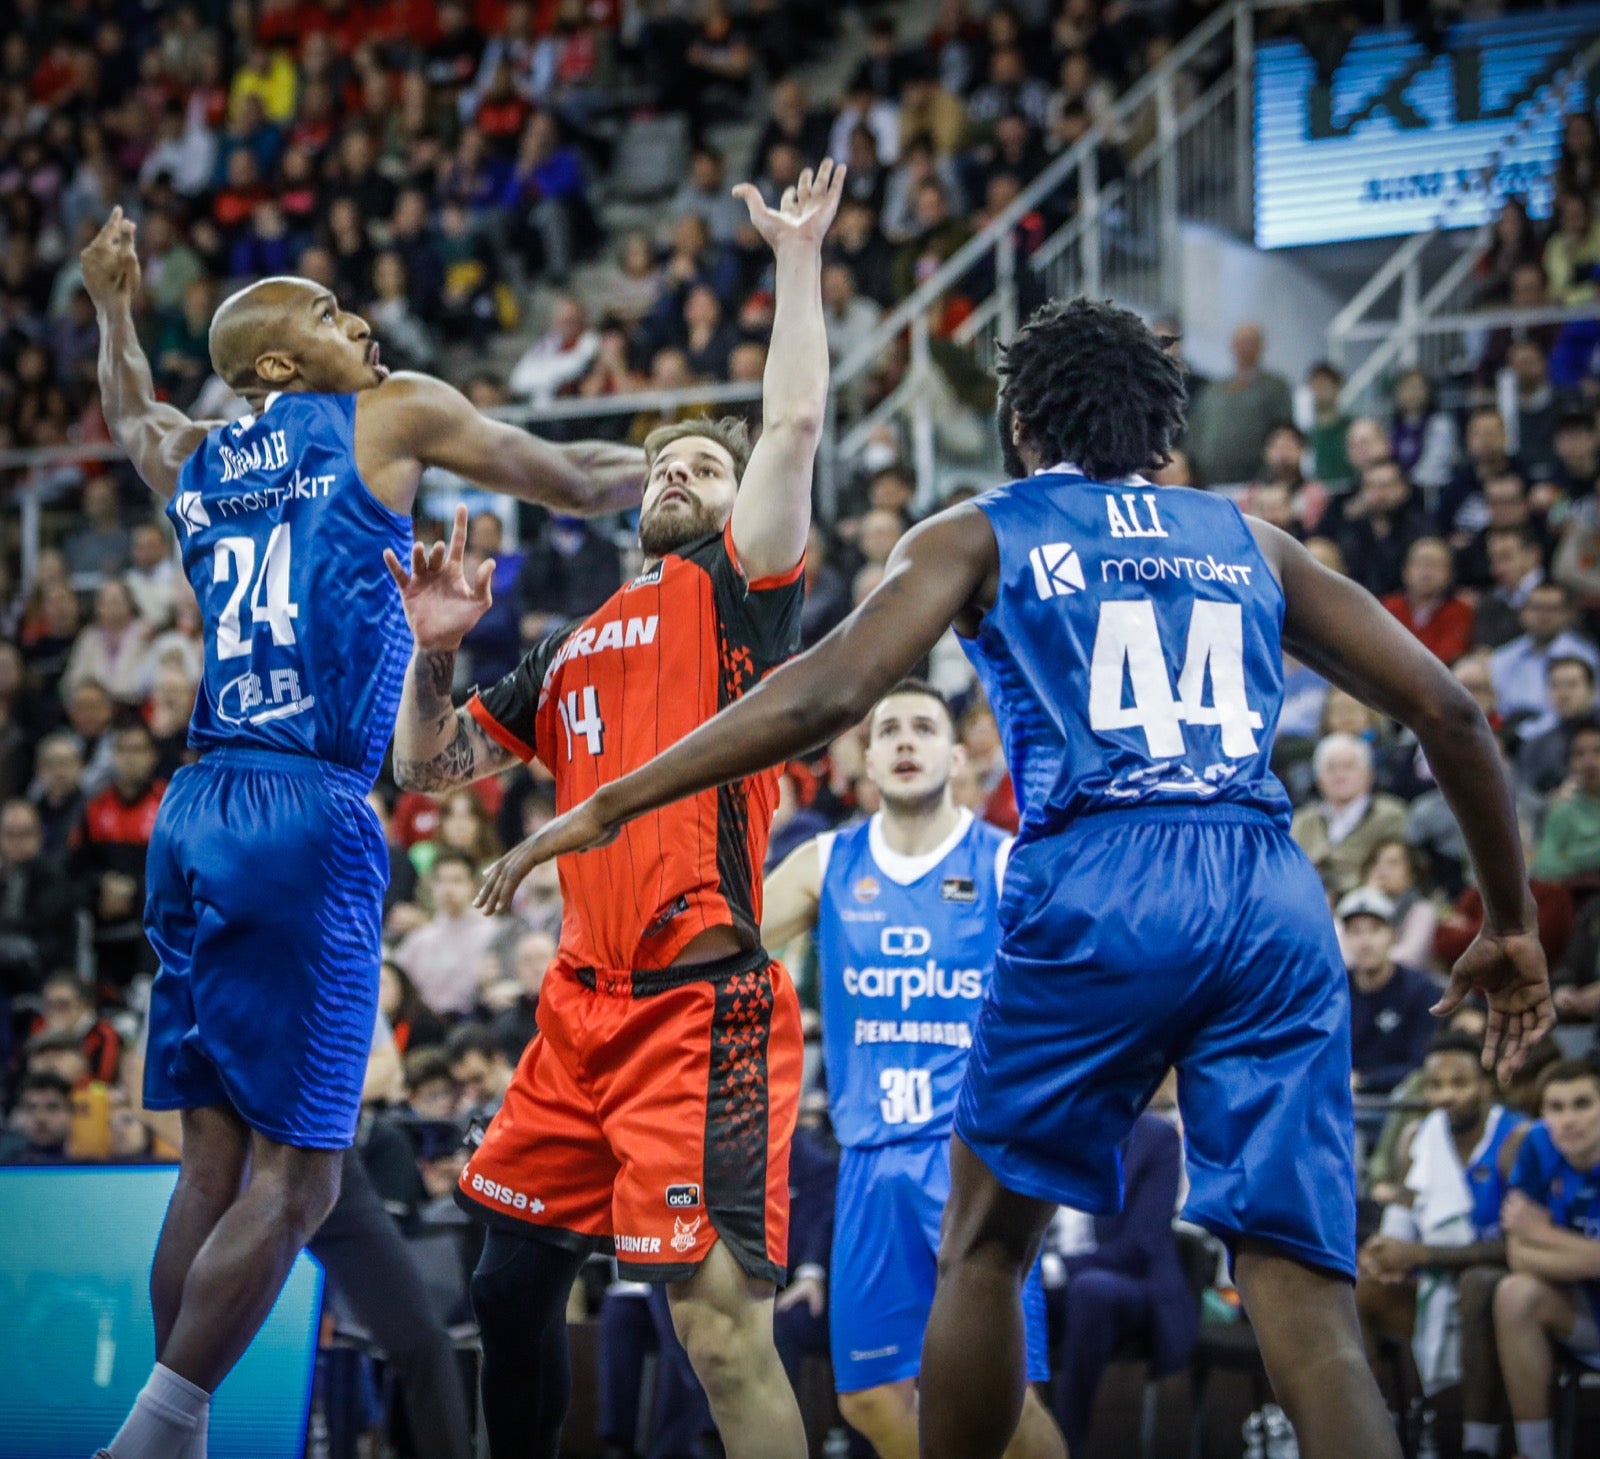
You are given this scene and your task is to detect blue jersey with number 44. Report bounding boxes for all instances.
[962,469,1290,842]
[168,392,414,785]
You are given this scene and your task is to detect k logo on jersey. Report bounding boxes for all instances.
[1029,542,1086,599]
[173,492,211,535]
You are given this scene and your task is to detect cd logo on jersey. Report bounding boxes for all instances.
[173,492,211,535]
[1029,541,1086,599]
[671,1216,702,1252]
[666,1184,701,1209]
[853,876,881,903]
[881,926,932,956]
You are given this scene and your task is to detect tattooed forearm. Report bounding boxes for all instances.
[417,648,456,712]
[395,715,478,791]
[394,710,516,792]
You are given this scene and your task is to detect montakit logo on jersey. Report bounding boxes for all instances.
[1029,542,1086,599]
[1101,555,1255,586]
[173,493,210,535]
[940,877,976,903]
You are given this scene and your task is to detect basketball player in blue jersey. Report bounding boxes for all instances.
[1494,1060,1600,1459]
[484,298,1556,1459]
[79,209,646,1459]
[761,682,1062,1459]
[1358,1031,1525,1448]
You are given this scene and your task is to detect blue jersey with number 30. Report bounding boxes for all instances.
[168,392,413,785]
[961,469,1291,843]
[815,810,1011,1149]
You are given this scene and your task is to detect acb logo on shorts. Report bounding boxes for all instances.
[666,1184,701,1209]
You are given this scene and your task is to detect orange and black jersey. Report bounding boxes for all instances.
[468,523,804,974]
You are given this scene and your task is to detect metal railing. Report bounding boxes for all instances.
[1328,29,1600,413]
[822,0,1296,501]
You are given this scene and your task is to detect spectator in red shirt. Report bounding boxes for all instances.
[71,722,165,989]
[31,970,122,1084]
[1382,537,1476,664]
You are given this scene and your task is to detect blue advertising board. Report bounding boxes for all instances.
[1255,8,1599,248]
[0,1166,321,1459]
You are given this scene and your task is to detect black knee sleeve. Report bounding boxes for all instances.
[471,1229,586,1459]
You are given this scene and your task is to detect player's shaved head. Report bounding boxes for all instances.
[210,277,322,387]
[208,276,383,397]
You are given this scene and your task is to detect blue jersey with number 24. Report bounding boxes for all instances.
[961,467,1291,844]
[167,392,413,786]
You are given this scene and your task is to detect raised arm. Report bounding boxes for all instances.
[728,159,846,582]
[475,506,998,911]
[1256,520,1553,1078]
[358,373,646,518]
[762,837,825,951]
[82,210,217,499]
[385,506,519,792]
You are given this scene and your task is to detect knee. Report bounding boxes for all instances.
[838,1384,910,1442]
[671,1298,766,1402]
[258,1158,341,1243]
[1493,1272,1551,1333]
[936,1218,1035,1284]
[471,1249,529,1328]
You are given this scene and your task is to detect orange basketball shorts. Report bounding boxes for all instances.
[456,947,802,1283]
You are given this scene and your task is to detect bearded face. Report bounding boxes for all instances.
[637,437,741,558]
[638,487,728,557]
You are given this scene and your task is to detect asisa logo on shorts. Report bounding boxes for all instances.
[666,1184,701,1209]
[672,1216,703,1253]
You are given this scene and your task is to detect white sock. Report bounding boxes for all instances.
[1463,1421,1500,1456]
[1514,1418,1554,1459]
[107,1364,211,1459]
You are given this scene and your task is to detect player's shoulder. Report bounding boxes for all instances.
[965,813,1011,850]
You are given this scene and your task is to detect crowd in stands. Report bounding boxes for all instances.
[4,0,1600,1452]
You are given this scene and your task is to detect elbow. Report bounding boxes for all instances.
[782,678,865,753]
[762,413,826,447]
[1411,673,1485,748]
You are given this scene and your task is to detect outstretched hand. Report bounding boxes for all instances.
[733,157,847,253]
[383,504,494,653]
[475,795,621,915]
[81,207,142,309]
[1434,927,1555,1083]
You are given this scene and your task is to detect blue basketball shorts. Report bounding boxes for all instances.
[143,747,388,1149]
[955,806,1358,1280]
[830,1137,1050,1393]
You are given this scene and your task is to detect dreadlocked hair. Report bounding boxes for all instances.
[996,297,1188,481]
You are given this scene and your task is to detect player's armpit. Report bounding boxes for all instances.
[117,413,217,500]
[393,707,515,792]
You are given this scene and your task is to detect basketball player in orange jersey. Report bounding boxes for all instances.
[384,159,846,1459]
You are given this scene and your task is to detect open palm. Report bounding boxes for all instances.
[383,504,493,652]
[1435,927,1554,1082]
[733,157,847,251]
